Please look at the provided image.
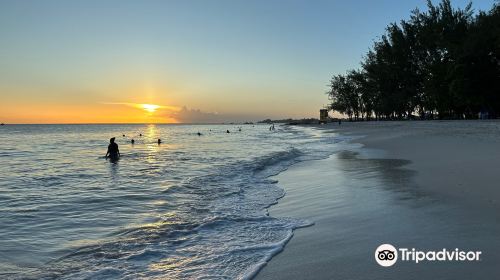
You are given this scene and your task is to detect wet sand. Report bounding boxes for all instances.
[256,121,500,280]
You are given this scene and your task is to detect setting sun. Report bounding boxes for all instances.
[141,104,160,113]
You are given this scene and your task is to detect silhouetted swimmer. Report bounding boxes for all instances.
[131,139,135,144]
[139,133,142,137]
[122,134,125,137]
[226,130,230,133]
[197,132,202,136]
[338,119,342,125]
[105,137,120,162]
[158,138,162,145]
[238,128,241,132]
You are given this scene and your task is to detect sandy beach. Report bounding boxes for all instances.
[256,120,500,280]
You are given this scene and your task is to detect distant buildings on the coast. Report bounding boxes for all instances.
[259,118,321,125]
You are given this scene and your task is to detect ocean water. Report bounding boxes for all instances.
[0,124,342,279]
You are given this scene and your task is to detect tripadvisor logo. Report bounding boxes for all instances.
[375,244,482,267]
[375,244,398,267]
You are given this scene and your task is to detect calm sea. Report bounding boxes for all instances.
[0,124,341,279]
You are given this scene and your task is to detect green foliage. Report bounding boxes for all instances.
[327,0,500,120]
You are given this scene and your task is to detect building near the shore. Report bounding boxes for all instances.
[319,109,328,124]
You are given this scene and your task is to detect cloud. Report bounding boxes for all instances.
[102,102,180,112]
[166,106,227,123]
[164,106,263,123]
[103,102,259,123]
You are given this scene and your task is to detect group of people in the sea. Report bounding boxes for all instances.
[105,127,250,162]
[105,133,165,162]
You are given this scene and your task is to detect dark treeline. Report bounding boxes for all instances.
[328,0,500,121]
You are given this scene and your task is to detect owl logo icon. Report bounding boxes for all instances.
[378,250,395,261]
[375,244,398,267]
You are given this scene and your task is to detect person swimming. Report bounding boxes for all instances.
[131,139,135,144]
[226,130,230,133]
[106,137,120,162]
[197,132,202,136]
[139,133,142,137]
[158,138,162,144]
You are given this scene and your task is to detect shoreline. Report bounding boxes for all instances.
[255,120,500,279]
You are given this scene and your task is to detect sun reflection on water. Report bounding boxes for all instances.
[144,124,160,163]
[146,124,158,140]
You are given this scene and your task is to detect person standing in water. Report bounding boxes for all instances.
[106,137,120,162]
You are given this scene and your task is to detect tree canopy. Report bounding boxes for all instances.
[327,0,500,120]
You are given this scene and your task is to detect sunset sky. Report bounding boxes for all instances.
[0,0,493,124]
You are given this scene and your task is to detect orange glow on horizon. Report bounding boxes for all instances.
[0,102,180,124]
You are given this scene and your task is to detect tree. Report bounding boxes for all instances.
[327,0,500,120]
